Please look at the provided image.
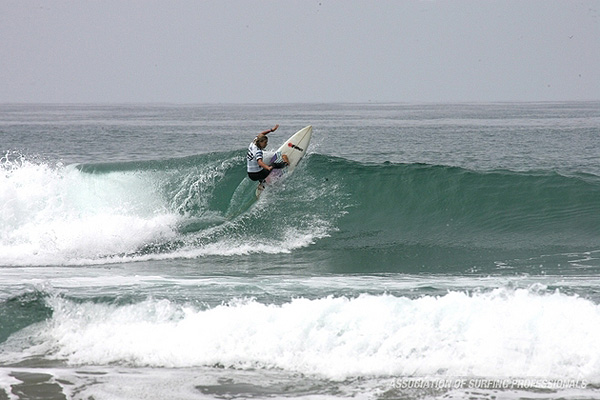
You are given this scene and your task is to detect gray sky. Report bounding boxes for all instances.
[1,0,599,103]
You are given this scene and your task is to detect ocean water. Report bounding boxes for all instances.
[1,102,599,399]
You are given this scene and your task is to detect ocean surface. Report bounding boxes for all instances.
[1,102,599,400]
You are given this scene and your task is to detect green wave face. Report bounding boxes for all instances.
[3,151,599,273]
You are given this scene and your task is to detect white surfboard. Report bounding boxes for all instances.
[256,125,313,198]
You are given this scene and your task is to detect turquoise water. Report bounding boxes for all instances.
[1,102,599,399]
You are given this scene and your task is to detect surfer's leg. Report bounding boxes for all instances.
[271,154,289,169]
[269,152,289,169]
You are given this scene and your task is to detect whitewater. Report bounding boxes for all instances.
[1,102,599,400]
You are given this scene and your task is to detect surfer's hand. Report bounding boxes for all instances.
[271,124,279,132]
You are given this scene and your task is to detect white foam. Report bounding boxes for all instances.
[0,158,179,265]
[0,369,20,400]
[179,224,329,258]
[4,287,600,382]
[0,156,334,265]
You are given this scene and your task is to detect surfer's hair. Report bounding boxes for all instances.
[255,135,268,144]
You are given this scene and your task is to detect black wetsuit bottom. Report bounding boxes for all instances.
[248,169,270,182]
[247,162,287,182]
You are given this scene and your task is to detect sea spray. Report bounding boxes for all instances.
[0,155,179,265]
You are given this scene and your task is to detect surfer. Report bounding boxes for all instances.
[247,124,289,187]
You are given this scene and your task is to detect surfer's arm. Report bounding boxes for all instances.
[259,124,279,136]
[257,158,272,171]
